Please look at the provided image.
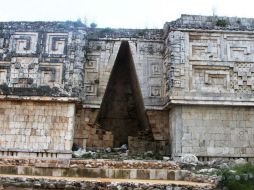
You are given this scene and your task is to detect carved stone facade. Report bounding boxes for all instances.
[164,15,254,158]
[84,35,165,107]
[1,15,254,159]
[0,22,86,96]
[0,22,85,158]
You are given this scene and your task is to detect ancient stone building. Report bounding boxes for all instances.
[0,15,254,160]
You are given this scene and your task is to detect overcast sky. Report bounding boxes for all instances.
[0,0,254,28]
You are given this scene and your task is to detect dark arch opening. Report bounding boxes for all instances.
[96,41,151,147]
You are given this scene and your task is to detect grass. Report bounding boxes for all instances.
[217,163,254,190]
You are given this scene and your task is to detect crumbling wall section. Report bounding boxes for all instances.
[74,108,113,149]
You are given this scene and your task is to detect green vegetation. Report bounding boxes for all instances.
[90,22,97,28]
[100,27,114,33]
[217,163,254,190]
[216,19,227,27]
[137,29,148,36]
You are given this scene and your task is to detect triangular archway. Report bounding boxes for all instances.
[96,41,150,147]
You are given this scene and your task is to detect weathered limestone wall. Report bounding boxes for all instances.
[0,100,75,158]
[74,108,113,148]
[163,15,254,158]
[170,105,254,158]
[0,21,85,158]
[147,110,169,142]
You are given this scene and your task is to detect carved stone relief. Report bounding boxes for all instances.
[169,66,185,89]
[189,33,220,61]
[88,41,106,51]
[150,63,162,76]
[84,83,97,96]
[10,32,38,54]
[45,33,68,55]
[150,86,161,97]
[38,63,63,86]
[224,34,254,62]
[168,31,185,64]
[85,58,98,73]
[10,57,39,87]
[192,65,230,93]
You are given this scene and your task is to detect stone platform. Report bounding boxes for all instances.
[0,158,217,189]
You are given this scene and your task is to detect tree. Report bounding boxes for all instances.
[90,22,97,28]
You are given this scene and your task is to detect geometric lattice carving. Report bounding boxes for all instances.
[45,33,68,55]
[230,63,254,93]
[10,32,38,54]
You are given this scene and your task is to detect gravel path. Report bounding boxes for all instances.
[0,174,214,187]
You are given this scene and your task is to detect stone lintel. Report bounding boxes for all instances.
[173,153,254,158]
[169,99,254,107]
[0,95,80,103]
[0,148,72,154]
[169,28,254,34]
[83,104,166,111]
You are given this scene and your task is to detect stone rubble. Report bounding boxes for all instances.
[0,158,179,170]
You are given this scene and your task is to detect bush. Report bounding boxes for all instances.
[216,19,227,27]
[217,163,254,190]
[90,22,97,28]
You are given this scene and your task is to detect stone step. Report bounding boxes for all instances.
[0,174,215,190]
[0,165,189,181]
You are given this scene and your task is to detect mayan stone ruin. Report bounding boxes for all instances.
[1,14,254,190]
[0,14,254,163]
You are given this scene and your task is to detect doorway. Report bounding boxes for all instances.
[96,41,150,147]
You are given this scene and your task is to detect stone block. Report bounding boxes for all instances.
[137,169,150,179]
[129,169,137,179]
